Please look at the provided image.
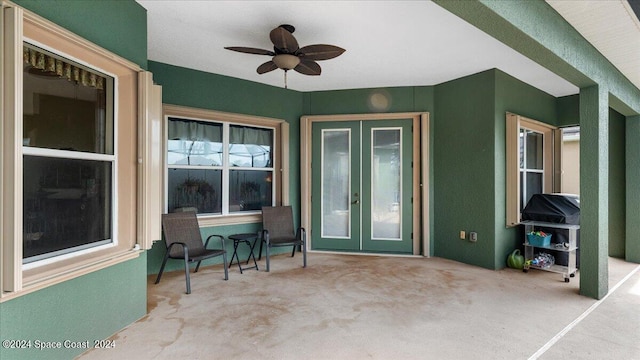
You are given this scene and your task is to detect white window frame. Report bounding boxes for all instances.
[506,112,557,226]
[1,4,142,301]
[163,105,289,227]
[21,43,117,267]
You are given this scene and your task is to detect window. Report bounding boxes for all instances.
[22,44,115,264]
[1,6,141,298]
[519,128,544,211]
[164,105,288,226]
[167,119,224,214]
[506,113,557,226]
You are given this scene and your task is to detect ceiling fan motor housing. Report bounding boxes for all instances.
[272,54,300,70]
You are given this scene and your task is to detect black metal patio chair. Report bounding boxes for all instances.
[156,211,228,294]
[258,206,307,272]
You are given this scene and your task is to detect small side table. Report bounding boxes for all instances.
[228,233,259,273]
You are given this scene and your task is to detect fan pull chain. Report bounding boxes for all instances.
[284,70,288,89]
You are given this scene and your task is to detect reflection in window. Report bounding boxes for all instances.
[22,43,115,263]
[23,156,112,262]
[519,128,544,210]
[23,45,113,154]
[526,131,543,170]
[229,125,273,168]
[167,118,222,166]
[167,169,222,214]
[229,170,273,211]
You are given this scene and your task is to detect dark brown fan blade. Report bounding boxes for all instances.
[225,47,275,56]
[269,26,299,53]
[257,60,278,74]
[298,44,345,61]
[294,59,321,76]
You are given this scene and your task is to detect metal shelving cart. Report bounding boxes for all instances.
[522,220,579,282]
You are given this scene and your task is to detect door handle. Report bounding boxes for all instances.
[351,199,360,205]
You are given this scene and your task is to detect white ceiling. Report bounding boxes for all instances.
[136,1,636,98]
[548,0,640,93]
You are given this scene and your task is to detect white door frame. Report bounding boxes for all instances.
[300,112,430,256]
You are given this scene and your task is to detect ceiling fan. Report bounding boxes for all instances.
[225,24,345,88]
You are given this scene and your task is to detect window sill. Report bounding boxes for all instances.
[197,213,262,227]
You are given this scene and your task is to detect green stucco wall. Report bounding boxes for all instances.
[13,0,147,69]
[557,95,580,127]
[580,85,610,299]
[494,70,557,269]
[609,109,626,258]
[0,2,148,359]
[432,69,558,270]
[0,255,147,360]
[434,70,497,268]
[303,86,434,115]
[626,116,640,263]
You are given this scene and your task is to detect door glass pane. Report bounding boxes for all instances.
[322,130,350,238]
[525,130,543,170]
[372,129,401,239]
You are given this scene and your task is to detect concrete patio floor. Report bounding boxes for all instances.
[78,253,640,360]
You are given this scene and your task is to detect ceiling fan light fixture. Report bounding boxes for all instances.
[272,54,300,70]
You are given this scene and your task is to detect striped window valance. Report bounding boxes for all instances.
[23,46,105,90]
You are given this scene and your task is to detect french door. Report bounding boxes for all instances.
[311,119,413,253]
